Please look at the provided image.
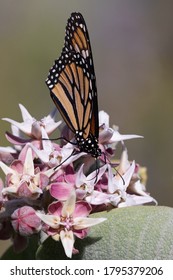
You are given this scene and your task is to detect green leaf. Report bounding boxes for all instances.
[36,206,173,260]
[2,206,173,259]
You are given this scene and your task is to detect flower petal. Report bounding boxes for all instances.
[31,121,42,139]
[122,161,136,188]
[19,104,34,121]
[0,146,17,154]
[118,194,157,207]
[5,131,31,145]
[0,161,16,176]
[60,230,74,258]
[2,118,32,135]
[118,147,129,176]
[99,110,110,127]
[36,212,60,228]
[50,182,74,200]
[86,191,110,205]
[62,190,76,217]
[48,201,63,215]
[45,120,62,135]
[74,217,106,230]
[108,160,135,193]
[41,127,53,154]
[110,130,143,143]
[73,202,91,218]
[2,185,17,195]
[99,127,113,143]
[23,147,34,175]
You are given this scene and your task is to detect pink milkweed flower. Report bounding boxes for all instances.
[86,149,136,207]
[107,157,136,206]
[98,110,143,144]
[2,104,61,140]
[49,163,108,202]
[75,163,108,199]
[28,128,85,168]
[107,148,156,207]
[37,191,106,258]
[0,147,51,199]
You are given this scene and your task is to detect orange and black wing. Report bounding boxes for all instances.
[46,12,99,139]
[46,51,94,139]
[64,12,99,138]
[64,13,94,64]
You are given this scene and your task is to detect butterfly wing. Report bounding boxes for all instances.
[46,12,99,140]
[64,12,99,138]
[46,51,93,139]
[64,13,93,63]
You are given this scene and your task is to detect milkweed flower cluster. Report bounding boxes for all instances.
[0,104,156,258]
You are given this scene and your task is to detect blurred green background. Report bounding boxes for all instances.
[0,0,173,254]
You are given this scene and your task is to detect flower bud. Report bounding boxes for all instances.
[11,206,41,236]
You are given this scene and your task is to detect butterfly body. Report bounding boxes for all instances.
[46,12,101,159]
[75,131,101,158]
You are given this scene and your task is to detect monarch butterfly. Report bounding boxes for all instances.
[46,12,101,159]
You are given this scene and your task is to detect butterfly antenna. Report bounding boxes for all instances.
[53,149,77,171]
[42,136,76,145]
